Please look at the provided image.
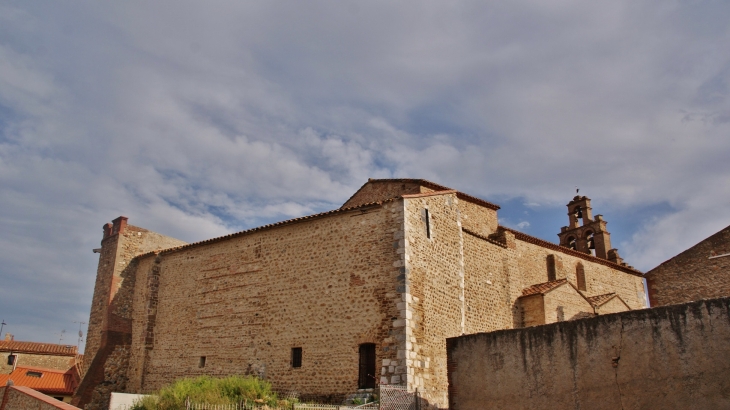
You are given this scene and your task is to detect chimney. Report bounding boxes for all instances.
[111,216,128,236]
[5,333,14,341]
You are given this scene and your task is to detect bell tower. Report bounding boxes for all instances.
[558,195,624,264]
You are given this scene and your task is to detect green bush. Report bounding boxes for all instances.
[130,375,294,409]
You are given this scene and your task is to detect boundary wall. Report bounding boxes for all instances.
[446,297,730,410]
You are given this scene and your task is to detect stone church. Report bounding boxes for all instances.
[73,179,646,409]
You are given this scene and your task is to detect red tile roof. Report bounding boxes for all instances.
[0,366,79,396]
[520,279,569,297]
[586,293,620,307]
[0,340,78,356]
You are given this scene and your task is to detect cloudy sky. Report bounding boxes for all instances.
[1,1,729,350]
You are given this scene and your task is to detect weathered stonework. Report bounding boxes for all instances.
[447,297,730,410]
[0,353,76,374]
[0,386,80,410]
[76,179,644,409]
[645,224,730,306]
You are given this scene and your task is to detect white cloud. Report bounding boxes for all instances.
[1,0,729,345]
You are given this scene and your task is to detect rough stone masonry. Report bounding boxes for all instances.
[74,179,646,410]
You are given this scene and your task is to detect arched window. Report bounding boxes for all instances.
[358,343,376,389]
[576,263,586,291]
[584,231,595,255]
[567,236,577,250]
[546,254,557,282]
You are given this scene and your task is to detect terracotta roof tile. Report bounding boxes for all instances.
[0,366,79,395]
[0,340,78,356]
[586,293,618,307]
[520,279,568,297]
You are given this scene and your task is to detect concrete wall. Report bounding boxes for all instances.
[646,225,730,306]
[447,297,730,410]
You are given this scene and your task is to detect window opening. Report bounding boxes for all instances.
[26,371,42,378]
[358,343,376,389]
[585,231,596,256]
[424,209,431,239]
[546,254,557,282]
[199,356,206,368]
[574,206,583,220]
[7,354,16,366]
[292,347,302,368]
[576,263,586,291]
[567,236,577,250]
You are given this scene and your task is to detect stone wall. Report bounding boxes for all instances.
[513,238,646,310]
[77,180,647,409]
[83,345,130,410]
[75,219,185,409]
[125,201,404,400]
[646,224,730,306]
[447,297,730,410]
[84,219,186,368]
[542,285,594,323]
[595,297,629,315]
[403,192,464,408]
[0,352,75,374]
[0,386,80,410]
[341,180,422,208]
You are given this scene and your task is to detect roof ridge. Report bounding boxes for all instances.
[520,279,568,296]
[135,196,402,259]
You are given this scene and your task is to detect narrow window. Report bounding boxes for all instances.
[358,343,376,389]
[291,347,302,368]
[557,306,565,322]
[546,254,557,282]
[7,354,16,366]
[424,209,431,239]
[199,356,206,368]
[576,263,586,291]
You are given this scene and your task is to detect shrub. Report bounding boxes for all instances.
[130,375,293,409]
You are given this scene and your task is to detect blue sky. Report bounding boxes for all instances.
[1,1,729,351]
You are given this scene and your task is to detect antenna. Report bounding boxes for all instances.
[73,321,86,350]
[56,329,66,344]
[0,320,6,339]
